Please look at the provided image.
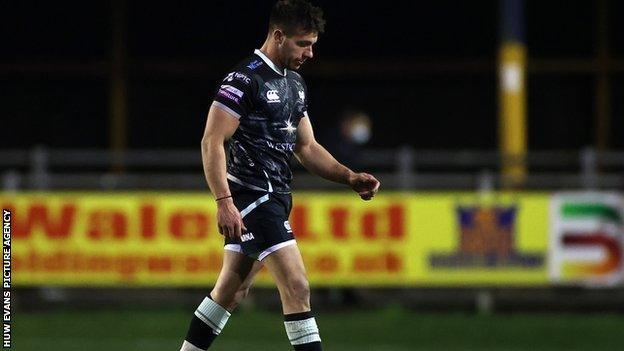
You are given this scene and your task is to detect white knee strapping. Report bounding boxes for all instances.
[194,297,231,335]
[180,340,204,351]
[284,317,321,345]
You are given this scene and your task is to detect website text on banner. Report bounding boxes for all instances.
[4,193,550,287]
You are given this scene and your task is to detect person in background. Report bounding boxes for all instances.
[322,108,373,169]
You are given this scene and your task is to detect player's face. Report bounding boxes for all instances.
[279,30,318,70]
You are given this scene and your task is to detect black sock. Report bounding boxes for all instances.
[185,315,218,350]
[183,296,231,350]
[294,342,322,351]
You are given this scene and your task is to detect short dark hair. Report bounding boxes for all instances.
[269,0,325,36]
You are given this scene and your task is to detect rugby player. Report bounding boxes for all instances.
[180,1,380,350]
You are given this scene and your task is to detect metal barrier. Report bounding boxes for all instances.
[1,146,623,190]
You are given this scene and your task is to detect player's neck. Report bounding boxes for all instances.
[259,42,286,71]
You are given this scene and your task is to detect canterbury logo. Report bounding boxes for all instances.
[266,90,280,102]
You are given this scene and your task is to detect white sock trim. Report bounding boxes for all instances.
[284,317,321,345]
[194,297,231,335]
[180,340,204,351]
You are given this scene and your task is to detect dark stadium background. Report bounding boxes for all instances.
[2,0,623,150]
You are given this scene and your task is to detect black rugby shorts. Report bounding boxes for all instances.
[224,181,296,260]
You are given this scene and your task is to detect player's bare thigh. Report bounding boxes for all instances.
[262,243,311,314]
[210,249,263,311]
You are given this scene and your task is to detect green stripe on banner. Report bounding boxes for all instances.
[562,203,621,223]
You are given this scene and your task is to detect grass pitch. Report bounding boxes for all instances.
[16,307,624,350]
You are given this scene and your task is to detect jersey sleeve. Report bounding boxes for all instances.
[212,71,255,119]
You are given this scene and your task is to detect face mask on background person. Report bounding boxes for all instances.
[343,112,372,145]
[349,122,371,144]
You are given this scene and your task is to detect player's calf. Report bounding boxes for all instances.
[211,283,251,311]
[279,276,311,312]
[229,284,251,310]
[278,278,322,350]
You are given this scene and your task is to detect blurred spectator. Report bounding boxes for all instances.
[321,108,373,170]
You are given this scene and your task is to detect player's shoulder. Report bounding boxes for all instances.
[221,55,263,86]
[232,54,265,73]
[286,70,307,92]
[287,70,305,83]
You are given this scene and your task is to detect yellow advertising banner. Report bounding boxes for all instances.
[3,192,550,287]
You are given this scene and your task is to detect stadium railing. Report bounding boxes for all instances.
[6,146,624,313]
[1,146,623,190]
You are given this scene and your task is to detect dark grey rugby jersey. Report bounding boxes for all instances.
[212,49,309,194]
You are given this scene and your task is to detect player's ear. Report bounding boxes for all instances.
[273,29,286,45]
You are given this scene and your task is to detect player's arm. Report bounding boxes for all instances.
[294,116,380,200]
[201,105,247,239]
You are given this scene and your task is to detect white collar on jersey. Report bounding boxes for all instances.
[254,49,287,76]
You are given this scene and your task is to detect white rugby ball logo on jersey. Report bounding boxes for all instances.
[266,90,281,103]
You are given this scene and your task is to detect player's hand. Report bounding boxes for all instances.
[216,198,247,240]
[348,172,380,201]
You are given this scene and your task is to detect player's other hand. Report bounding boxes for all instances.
[349,172,380,201]
[216,198,247,240]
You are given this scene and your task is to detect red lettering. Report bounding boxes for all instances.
[88,210,127,239]
[118,256,141,280]
[185,256,202,273]
[385,252,402,272]
[88,255,113,272]
[362,212,376,239]
[140,204,157,239]
[362,205,405,239]
[184,252,223,273]
[314,254,339,273]
[353,252,403,273]
[42,251,69,272]
[290,205,317,239]
[169,211,209,240]
[330,205,405,240]
[353,255,376,272]
[148,256,172,272]
[330,207,349,239]
[9,203,76,239]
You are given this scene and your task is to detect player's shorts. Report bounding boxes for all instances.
[224,180,296,261]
